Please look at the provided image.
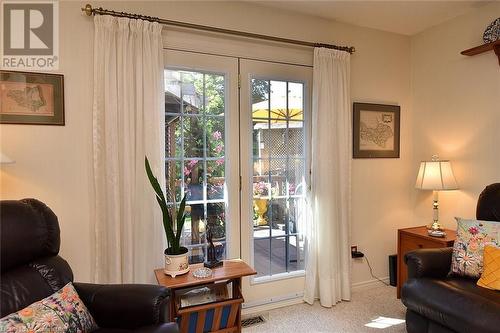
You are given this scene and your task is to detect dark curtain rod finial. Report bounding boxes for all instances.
[81,3,355,54]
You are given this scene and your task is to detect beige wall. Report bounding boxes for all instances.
[0,3,95,281]
[411,2,500,230]
[0,1,413,289]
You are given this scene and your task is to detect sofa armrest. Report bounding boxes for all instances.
[404,247,453,279]
[74,282,171,329]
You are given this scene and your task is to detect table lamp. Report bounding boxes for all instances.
[415,155,458,237]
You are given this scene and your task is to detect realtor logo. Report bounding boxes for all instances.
[1,1,59,70]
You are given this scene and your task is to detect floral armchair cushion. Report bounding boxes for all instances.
[0,282,98,333]
[450,217,500,278]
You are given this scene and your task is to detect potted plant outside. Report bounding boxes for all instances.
[253,181,270,226]
[145,157,189,277]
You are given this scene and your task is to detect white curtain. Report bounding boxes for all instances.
[304,48,352,307]
[92,15,165,283]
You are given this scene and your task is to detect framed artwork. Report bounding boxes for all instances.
[0,70,64,125]
[353,102,400,158]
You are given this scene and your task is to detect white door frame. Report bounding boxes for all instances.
[163,49,241,259]
[239,58,312,304]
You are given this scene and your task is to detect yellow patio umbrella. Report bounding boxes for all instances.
[252,80,304,124]
[252,107,303,123]
[252,100,303,123]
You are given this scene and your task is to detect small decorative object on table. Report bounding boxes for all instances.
[428,229,446,237]
[192,267,212,279]
[483,17,500,44]
[145,157,189,278]
[204,224,223,269]
[415,155,459,237]
[0,71,64,125]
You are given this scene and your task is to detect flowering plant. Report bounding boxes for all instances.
[253,181,269,197]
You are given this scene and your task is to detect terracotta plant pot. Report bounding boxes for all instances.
[164,247,189,277]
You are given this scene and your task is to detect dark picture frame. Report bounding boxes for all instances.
[0,70,64,125]
[353,102,400,158]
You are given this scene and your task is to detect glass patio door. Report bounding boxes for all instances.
[163,50,240,261]
[163,50,312,305]
[239,59,312,304]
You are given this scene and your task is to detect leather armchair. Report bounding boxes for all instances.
[401,183,500,333]
[75,283,171,330]
[0,199,178,333]
[405,247,453,279]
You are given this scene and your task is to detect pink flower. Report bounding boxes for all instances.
[184,160,199,176]
[215,144,223,154]
[215,159,224,166]
[468,226,479,235]
[40,313,58,327]
[212,131,222,140]
[253,181,269,196]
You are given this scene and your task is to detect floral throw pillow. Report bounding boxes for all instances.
[0,282,98,333]
[450,217,500,278]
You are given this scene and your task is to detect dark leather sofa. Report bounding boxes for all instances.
[0,198,179,333]
[402,183,500,333]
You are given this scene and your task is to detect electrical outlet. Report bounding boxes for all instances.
[351,245,364,259]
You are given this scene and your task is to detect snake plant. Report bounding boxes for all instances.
[145,156,187,255]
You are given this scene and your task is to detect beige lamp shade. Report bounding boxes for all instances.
[415,159,458,190]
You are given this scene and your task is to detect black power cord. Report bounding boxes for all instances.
[364,254,390,286]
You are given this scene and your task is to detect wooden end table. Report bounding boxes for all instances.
[397,226,456,298]
[155,259,256,333]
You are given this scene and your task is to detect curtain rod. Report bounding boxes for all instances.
[81,4,355,54]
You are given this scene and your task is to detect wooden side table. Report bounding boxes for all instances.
[397,226,456,298]
[155,259,256,333]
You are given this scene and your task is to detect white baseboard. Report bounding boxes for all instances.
[351,276,390,292]
[241,277,391,314]
[242,292,304,315]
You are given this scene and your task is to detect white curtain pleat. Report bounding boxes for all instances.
[92,15,165,283]
[304,48,352,307]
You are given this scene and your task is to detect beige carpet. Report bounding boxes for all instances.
[243,285,407,333]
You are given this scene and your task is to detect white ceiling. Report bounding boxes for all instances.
[247,1,491,36]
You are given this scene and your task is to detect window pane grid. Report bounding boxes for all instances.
[254,233,300,240]
[252,78,306,278]
[166,157,226,162]
[165,69,228,264]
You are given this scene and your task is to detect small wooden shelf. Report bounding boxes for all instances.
[155,260,256,333]
[461,40,500,66]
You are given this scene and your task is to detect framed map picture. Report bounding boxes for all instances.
[0,71,64,125]
[353,102,400,158]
